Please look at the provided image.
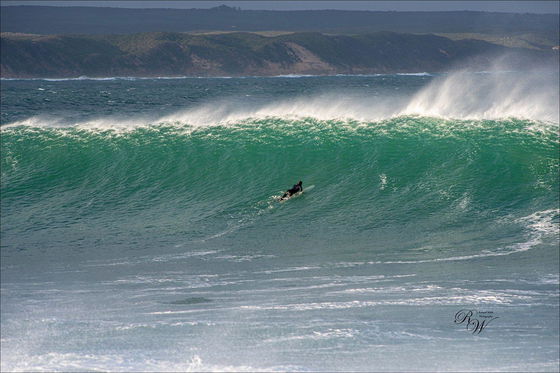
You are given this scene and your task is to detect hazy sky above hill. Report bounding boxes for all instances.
[1,1,559,14]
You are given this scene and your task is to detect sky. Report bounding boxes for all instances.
[1,1,559,14]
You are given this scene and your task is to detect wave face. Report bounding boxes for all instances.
[1,72,559,372]
[2,116,558,260]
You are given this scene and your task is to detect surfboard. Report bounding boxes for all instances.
[303,185,315,192]
[279,185,315,201]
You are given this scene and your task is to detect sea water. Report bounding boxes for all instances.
[1,71,559,371]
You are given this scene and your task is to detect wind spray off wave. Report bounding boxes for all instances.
[2,69,558,130]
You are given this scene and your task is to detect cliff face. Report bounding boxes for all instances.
[1,31,557,78]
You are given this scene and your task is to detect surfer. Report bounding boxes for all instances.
[281,180,303,200]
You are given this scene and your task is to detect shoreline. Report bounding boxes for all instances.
[1,72,435,81]
[2,70,545,81]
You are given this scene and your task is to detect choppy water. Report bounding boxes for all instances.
[1,71,559,371]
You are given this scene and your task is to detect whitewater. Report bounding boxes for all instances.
[1,70,559,371]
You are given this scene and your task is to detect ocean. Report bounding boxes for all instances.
[1,71,559,371]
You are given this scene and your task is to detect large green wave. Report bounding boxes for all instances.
[1,116,558,259]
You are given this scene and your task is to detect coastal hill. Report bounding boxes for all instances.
[1,6,557,78]
[1,5,558,35]
[1,31,557,78]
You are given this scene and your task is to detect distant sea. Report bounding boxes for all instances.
[1,71,559,371]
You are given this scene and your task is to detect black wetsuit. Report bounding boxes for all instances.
[282,183,303,199]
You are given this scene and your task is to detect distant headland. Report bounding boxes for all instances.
[1,6,557,78]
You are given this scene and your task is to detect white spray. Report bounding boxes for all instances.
[2,64,558,131]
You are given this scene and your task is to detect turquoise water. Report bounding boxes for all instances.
[1,73,559,371]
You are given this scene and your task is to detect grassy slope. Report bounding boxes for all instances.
[434,31,559,50]
[1,31,557,78]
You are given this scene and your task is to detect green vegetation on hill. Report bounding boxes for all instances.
[434,31,559,50]
[1,31,557,78]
